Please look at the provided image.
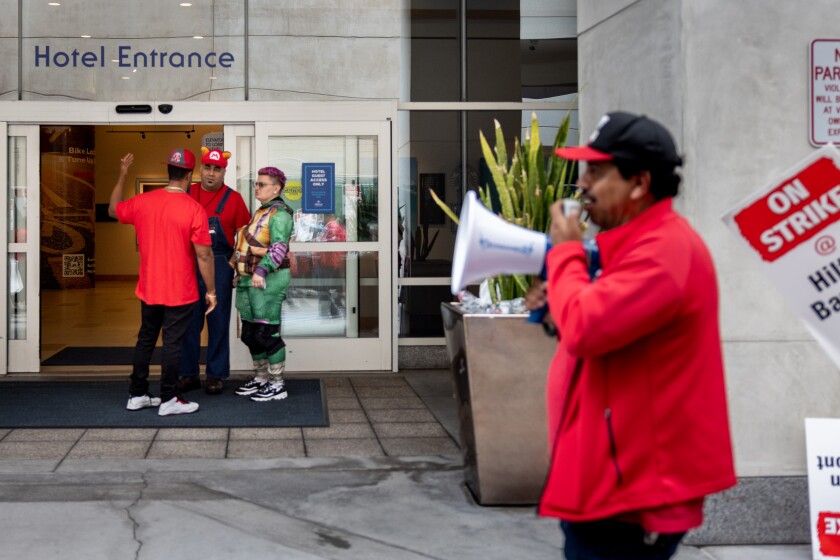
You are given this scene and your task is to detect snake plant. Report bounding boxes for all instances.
[432,111,578,303]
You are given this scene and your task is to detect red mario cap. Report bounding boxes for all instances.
[164,148,196,170]
[200,147,231,169]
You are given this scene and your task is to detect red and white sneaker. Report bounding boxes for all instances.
[158,397,199,416]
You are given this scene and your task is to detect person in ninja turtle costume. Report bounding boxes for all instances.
[230,166,294,402]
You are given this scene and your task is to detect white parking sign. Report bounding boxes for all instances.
[811,39,840,146]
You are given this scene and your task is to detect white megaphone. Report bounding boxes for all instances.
[451,190,550,294]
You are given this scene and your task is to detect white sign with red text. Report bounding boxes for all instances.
[811,40,840,146]
[806,418,840,559]
[723,145,840,368]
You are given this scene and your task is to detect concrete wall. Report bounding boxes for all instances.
[1,0,401,102]
[576,0,840,481]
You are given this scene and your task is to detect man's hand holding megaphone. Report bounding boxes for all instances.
[549,199,584,246]
[526,199,586,330]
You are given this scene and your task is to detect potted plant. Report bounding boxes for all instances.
[433,112,578,303]
[434,112,578,506]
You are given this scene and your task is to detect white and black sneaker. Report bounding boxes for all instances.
[126,393,162,411]
[158,397,199,416]
[250,381,288,402]
[235,378,268,396]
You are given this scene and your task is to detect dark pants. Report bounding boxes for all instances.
[129,301,196,402]
[180,255,234,380]
[561,520,685,560]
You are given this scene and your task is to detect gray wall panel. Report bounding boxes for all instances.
[577,0,840,479]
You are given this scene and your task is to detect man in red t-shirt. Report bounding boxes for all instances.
[177,148,251,396]
[108,149,217,416]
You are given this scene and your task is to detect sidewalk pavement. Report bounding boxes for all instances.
[0,370,812,559]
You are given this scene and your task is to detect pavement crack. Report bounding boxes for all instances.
[124,472,148,560]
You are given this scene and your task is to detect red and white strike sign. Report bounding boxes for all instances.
[723,145,840,368]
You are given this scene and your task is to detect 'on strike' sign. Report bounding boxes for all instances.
[723,145,840,368]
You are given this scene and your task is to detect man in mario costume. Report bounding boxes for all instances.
[178,147,251,395]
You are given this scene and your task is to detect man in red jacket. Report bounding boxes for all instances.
[538,112,736,559]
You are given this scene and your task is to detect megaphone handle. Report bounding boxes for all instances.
[528,305,548,323]
[526,240,552,324]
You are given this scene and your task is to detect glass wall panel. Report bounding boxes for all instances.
[283,251,378,338]
[410,0,461,101]
[466,0,520,102]
[8,137,26,242]
[410,2,577,102]
[8,136,28,341]
[8,253,26,341]
[401,112,460,278]
[399,284,452,337]
[398,109,578,338]
[520,39,578,100]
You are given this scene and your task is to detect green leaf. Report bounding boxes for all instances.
[493,119,508,172]
[480,130,514,219]
[428,188,459,225]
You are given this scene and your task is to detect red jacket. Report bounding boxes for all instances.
[539,199,736,522]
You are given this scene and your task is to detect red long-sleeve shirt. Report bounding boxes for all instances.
[539,199,736,531]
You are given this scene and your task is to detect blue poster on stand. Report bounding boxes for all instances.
[302,163,335,214]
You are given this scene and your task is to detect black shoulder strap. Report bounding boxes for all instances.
[215,187,233,214]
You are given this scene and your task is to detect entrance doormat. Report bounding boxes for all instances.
[42,347,207,367]
[0,380,327,428]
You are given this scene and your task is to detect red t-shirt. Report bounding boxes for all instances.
[116,189,211,306]
[188,183,251,246]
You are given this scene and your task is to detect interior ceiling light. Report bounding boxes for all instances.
[81,35,91,38]
[48,2,61,6]
[121,76,130,80]
[193,36,204,39]
[180,2,192,5]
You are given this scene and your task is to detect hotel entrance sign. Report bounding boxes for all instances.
[811,39,840,146]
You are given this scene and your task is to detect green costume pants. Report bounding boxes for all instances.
[235,268,290,364]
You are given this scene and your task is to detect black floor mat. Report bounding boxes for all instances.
[0,380,327,428]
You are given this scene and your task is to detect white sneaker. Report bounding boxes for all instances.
[158,397,199,416]
[127,394,162,411]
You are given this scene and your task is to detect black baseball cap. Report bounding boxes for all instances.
[556,111,682,168]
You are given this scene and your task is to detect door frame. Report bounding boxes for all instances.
[0,100,399,373]
[5,125,40,373]
[252,120,393,371]
[0,122,6,375]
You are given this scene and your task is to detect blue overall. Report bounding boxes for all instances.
[179,188,236,380]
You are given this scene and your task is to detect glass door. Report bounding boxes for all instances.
[0,122,6,375]
[252,121,392,371]
[6,125,40,373]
